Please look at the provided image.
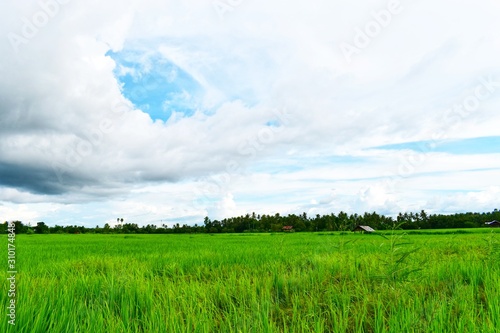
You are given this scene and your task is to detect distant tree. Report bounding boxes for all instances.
[203,216,212,232]
[35,222,49,234]
[0,222,7,233]
[50,225,64,234]
[114,223,123,233]
[141,224,157,234]
[13,221,27,234]
[122,223,139,234]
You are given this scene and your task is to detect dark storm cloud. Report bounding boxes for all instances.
[0,161,83,195]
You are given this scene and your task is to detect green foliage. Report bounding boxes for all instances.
[34,222,49,234]
[1,232,499,332]
[4,208,500,234]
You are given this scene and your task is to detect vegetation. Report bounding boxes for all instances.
[2,209,500,234]
[2,230,499,332]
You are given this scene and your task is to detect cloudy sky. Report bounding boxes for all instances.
[1,0,500,227]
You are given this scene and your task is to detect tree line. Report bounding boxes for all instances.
[2,209,499,234]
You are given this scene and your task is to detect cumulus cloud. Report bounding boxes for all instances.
[426,186,500,214]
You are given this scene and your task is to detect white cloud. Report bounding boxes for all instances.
[426,186,500,214]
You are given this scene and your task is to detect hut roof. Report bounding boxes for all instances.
[353,225,375,232]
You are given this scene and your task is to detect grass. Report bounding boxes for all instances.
[2,229,499,332]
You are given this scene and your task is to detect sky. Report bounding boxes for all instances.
[1,0,500,227]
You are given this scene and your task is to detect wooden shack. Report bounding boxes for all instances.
[485,220,500,227]
[352,225,375,233]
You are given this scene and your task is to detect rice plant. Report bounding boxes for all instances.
[1,230,499,332]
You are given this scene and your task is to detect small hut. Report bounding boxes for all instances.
[352,225,375,233]
[282,226,294,232]
[485,220,500,227]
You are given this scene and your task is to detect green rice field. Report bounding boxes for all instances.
[2,229,500,332]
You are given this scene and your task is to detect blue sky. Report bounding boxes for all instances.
[374,137,500,155]
[107,50,203,121]
[1,0,500,227]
